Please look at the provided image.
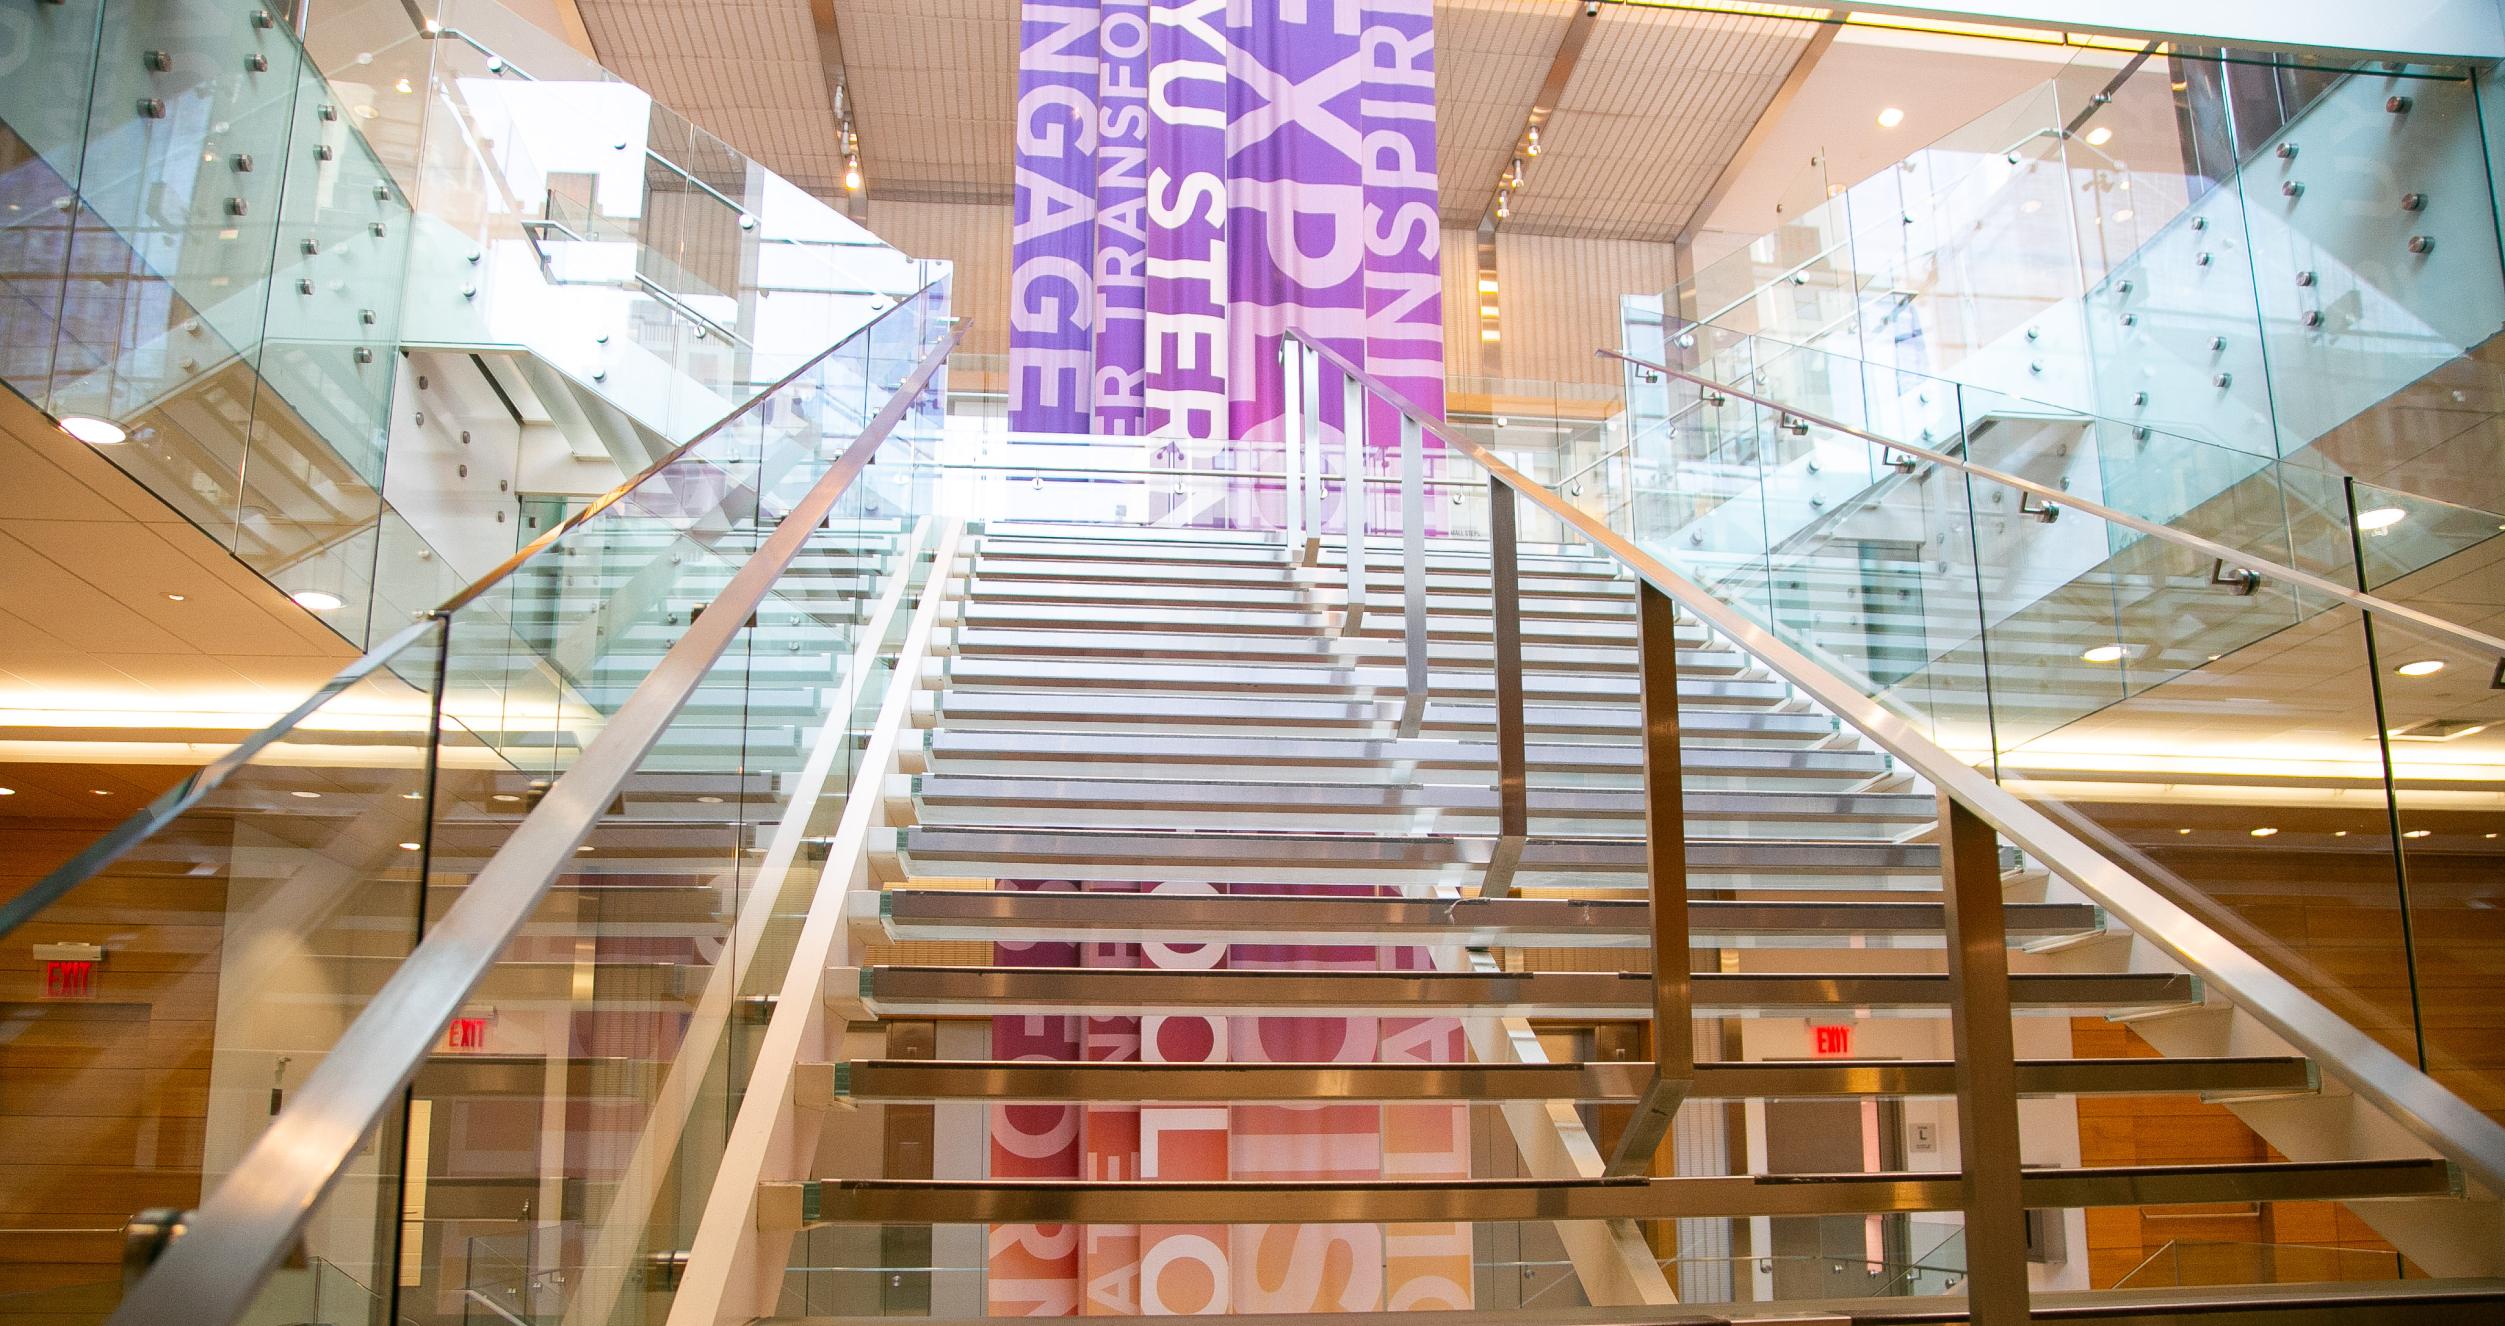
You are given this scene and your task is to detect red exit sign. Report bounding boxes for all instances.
[446,1017,490,1050]
[1810,1024,1853,1057]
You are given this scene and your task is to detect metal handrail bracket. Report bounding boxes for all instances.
[103,321,968,1326]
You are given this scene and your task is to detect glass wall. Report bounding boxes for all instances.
[0,280,953,1326]
[1641,49,2505,519]
[0,0,946,652]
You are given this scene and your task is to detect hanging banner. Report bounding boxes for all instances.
[996,0,1456,1314]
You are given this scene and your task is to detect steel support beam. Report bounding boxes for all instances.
[1281,340,1307,559]
[1482,481,1528,896]
[1341,364,1369,635]
[852,965,2198,1020]
[766,1157,2456,1228]
[1606,579,1692,1176]
[826,1055,2318,1104]
[876,888,2104,949]
[1943,793,2032,1324]
[1397,413,1429,736]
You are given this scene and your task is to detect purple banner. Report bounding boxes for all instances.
[1010,5,1101,432]
[997,3,1456,1314]
[1007,0,1444,453]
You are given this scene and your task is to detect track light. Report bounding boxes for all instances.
[1525,126,1540,157]
[844,154,863,191]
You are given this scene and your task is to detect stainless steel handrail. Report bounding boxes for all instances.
[1601,347,2505,664]
[1283,330,2505,1205]
[101,321,966,1326]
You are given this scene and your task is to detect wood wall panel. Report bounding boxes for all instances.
[0,823,223,1299]
[2070,1019,2410,1289]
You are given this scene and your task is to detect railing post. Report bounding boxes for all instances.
[1281,339,1307,561]
[1939,793,2031,1325]
[1300,345,1325,567]
[1480,481,1527,897]
[1604,579,1692,1176]
[1340,366,1368,635]
[1398,414,1429,737]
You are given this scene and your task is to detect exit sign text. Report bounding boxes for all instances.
[1810,1024,1853,1057]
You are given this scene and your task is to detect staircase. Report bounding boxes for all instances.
[732,516,2497,1319]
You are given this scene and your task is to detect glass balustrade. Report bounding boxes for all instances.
[0,0,947,655]
[0,283,951,1326]
[1576,328,2505,1129]
[1636,47,2505,520]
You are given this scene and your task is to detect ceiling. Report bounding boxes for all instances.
[0,386,361,813]
[561,0,1840,243]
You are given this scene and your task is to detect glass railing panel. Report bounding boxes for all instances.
[293,0,437,201]
[0,618,448,1322]
[1990,594,2423,1070]
[71,0,305,367]
[2229,64,2505,477]
[0,1,102,406]
[2069,65,2282,460]
[396,292,949,1326]
[1648,50,2503,527]
[2352,490,2505,1120]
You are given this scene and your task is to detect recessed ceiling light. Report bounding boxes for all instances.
[0,787,14,796]
[399,841,421,851]
[57,415,127,445]
[575,845,594,853]
[402,791,423,800]
[291,589,344,612]
[1476,276,1499,294]
[2395,659,2445,677]
[163,593,187,603]
[2081,643,2128,663]
[2084,126,2115,147]
[1876,106,1905,129]
[2356,506,2407,531]
[2335,830,2350,837]
[2112,208,2134,222]
[290,790,321,799]
[2176,828,2191,835]
[89,789,112,796]
[2250,826,2278,837]
[2404,829,2433,839]
[491,793,521,803]
[695,795,725,804]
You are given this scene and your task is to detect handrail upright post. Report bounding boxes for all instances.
[1281,340,1307,561]
[1940,793,2031,1325]
[1398,414,1429,737]
[1341,367,1368,636]
[1480,481,1527,897]
[1603,578,1693,1176]
[1300,346,1325,567]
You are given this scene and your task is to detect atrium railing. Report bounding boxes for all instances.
[1603,334,2505,1139]
[0,0,944,649]
[1635,47,2505,520]
[0,283,958,1326]
[1283,325,2505,1323]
